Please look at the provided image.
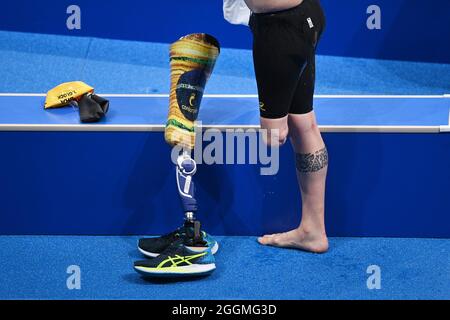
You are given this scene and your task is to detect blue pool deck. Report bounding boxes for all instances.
[0,94,449,132]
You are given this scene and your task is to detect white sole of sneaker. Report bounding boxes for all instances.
[138,241,219,258]
[134,263,216,277]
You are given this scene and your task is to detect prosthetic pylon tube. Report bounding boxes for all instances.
[176,152,197,221]
[165,34,220,221]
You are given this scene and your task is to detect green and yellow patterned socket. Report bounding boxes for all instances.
[165,33,220,150]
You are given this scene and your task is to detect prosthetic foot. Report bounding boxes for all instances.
[138,218,219,258]
[137,151,219,257]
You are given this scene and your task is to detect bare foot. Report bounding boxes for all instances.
[258,228,329,253]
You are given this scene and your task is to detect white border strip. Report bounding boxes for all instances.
[0,124,440,133]
[0,93,447,99]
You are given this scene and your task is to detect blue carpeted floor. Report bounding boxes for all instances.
[1,31,450,95]
[0,236,449,300]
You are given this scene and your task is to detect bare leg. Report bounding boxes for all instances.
[259,115,289,146]
[258,111,329,253]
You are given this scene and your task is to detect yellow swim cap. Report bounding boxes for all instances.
[44,81,94,109]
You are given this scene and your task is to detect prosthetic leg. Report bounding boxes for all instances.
[137,34,220,264]
[166,33,220,225]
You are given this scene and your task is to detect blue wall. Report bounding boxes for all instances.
[0,0,449,63]
[0,131,449,237]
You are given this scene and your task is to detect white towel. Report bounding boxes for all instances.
[223,0,251,26]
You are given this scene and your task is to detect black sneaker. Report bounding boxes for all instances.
[138,221,219,258]
[134,239,216,278]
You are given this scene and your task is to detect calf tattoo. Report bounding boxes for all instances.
[295,147,329,173]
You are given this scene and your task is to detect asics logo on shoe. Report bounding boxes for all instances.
[157,252,207,269]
